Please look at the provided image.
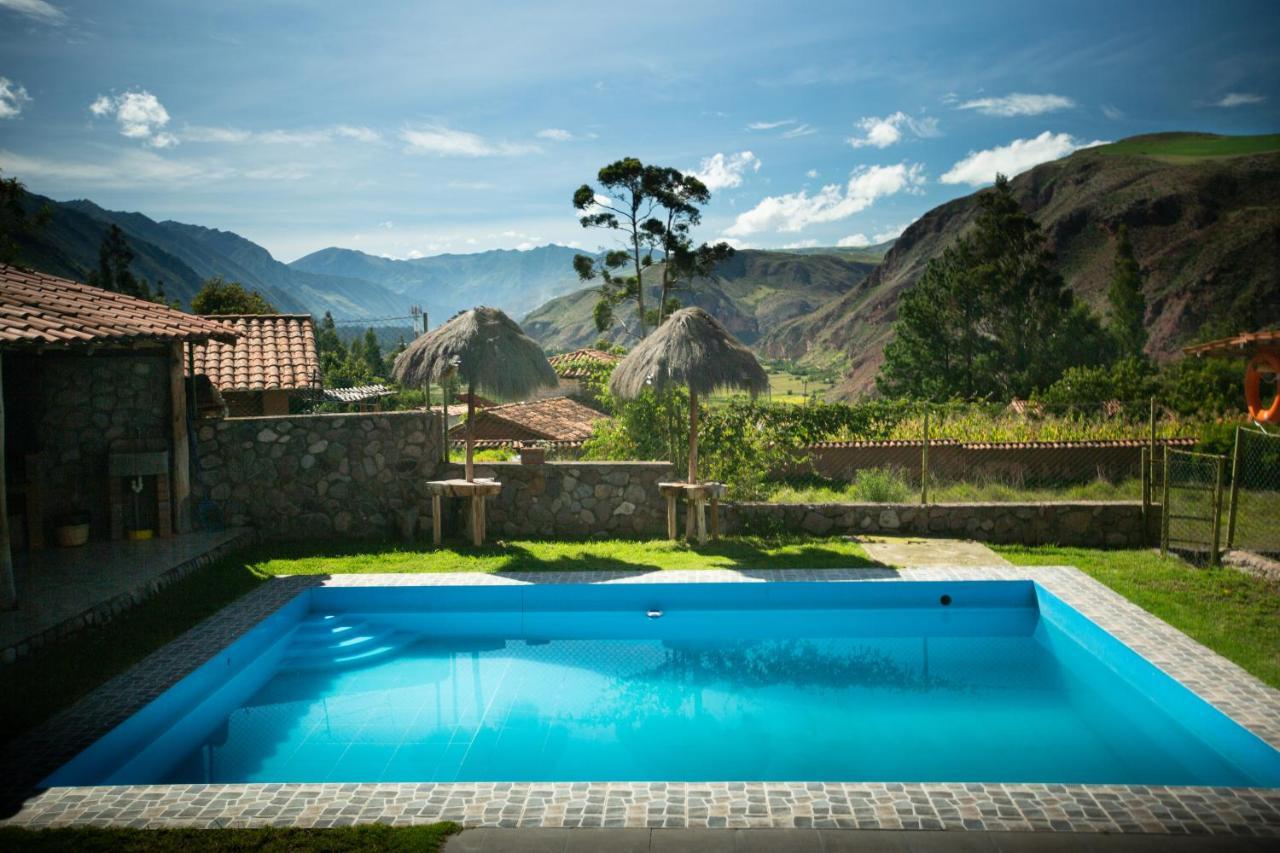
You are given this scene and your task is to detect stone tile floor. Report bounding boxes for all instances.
[1,564,1277,836]
[853,536,1012,567]
[0,528,253,661]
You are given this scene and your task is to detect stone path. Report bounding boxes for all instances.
[854,535,1012,567]
[444,827,1280,852]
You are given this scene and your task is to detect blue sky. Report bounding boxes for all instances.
[1,0,1277,262]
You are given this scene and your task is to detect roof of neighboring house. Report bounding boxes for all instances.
[190,314,321,392]
[449,395,608,442]
[0,264,237,347]
[548,348,622,379]
[322,384,394,404]
[1183,329,1280,358]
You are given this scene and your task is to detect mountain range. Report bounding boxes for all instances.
[9,132,1278,398]
[756,132,1280,397]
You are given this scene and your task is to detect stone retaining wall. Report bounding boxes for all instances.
[194,410,444,539]
[723,500,1153,547]
[441,461,675,538]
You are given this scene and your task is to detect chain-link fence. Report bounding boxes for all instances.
[1227,426,1280,557]
[1159,447,1226,566]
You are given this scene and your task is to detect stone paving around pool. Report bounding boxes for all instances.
[2,565,1278,836]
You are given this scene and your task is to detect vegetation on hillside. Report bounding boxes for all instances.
[190,275,277,314]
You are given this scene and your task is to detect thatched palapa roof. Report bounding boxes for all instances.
[610,307,768,400]
[392,306,558,401]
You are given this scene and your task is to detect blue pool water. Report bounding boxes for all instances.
[46,581,1280,787]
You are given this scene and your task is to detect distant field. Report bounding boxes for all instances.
[766,369,835,402]
[1098,133,1280,161]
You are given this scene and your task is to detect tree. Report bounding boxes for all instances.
[1107,224,1147,358]
[191,276,276,314]
[878,174,1102,400]
[87,224,150,299]
[0,170,50,267]
[360,328,386,378]
[572,158,730,337]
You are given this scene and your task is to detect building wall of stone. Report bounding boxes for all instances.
[723,501,1152,547]
[194,410,444,539]
[6,349,172,542]
[440,461,675,538]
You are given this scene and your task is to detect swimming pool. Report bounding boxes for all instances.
[45,580,1280,788]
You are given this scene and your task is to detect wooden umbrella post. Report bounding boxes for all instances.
[465,384,475,483]
[688,388,698,484]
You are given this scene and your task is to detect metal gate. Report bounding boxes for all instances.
[1160,447,1226,566]
[1227,426,1280,557]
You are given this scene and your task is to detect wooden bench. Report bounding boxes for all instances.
[658,481,727,545]
[425,478,503,546]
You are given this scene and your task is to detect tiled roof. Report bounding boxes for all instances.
[0,264,237,347]
[190,314,321,392]
[808,437,1198,450]
[1183,329,1280,358]
[548,348,622,379]
[450,396,608,442]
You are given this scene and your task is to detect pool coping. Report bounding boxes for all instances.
[1,565,1277,836]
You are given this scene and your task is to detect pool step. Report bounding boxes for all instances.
[280,615,411,672]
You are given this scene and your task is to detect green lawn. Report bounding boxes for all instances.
[247,535,877,576]
[1097,132,1280,161]
[0,824,459,852]
[995,544,1280,688]
[767,473,1142,504]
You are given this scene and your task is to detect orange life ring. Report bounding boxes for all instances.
[1245,349,1280,423]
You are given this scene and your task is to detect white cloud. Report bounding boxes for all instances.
[334,125,381,143]
[0,147,227,188]
[714,236,752,249]
[0,77,31,119]
[806,169,818,178]
[1214,92,1265,108]
[873,223,911,242]
[0,0,65,24]
[725,162,925,236]
[182,124,381,145]
[536,128,573,141]
[781,123,816,138]
[692,151,760,191]
[837,233,870,247]
[401,124,536,157]
[1101,104,1124,120]
[747,118,795,130]
[940,131,1106,186]
[89,90,177,148]
[957,93,1075,117]
[781,239,819,249]
[848,112,940,149]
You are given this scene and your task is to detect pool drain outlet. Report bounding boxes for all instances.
[647,609,663,619]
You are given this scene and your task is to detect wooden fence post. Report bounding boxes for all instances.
[1227,425,1243,550]
[920,405,930,505]
[1211,454,1225,568]
[1160,446,1170,557]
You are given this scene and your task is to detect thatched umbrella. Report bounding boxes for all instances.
[393,307,558,481]
[610,307,768,483]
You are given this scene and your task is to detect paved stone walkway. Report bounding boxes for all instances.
[854,536,1012,567]
[444,827,1280,851]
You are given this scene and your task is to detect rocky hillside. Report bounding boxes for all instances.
[762,133,1280,398]
[522,249,880,352]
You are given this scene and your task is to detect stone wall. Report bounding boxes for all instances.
[5,350,172,541]
[441,461,675,538]
[194,410,444,539]
[723,501,1153,547]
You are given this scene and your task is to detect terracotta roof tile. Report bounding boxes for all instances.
[450,396,607,442]
[0,264,237,347]
[189,314,321,392]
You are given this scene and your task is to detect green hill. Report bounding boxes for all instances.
[761,132,1280,398]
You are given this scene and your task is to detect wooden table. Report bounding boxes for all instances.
[658,481,727,545]
[425,479,503,546]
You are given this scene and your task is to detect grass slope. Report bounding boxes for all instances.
[1097,132,1280,161]
[996,544,1280,688]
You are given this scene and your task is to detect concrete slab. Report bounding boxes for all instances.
[854,535,1012,567]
